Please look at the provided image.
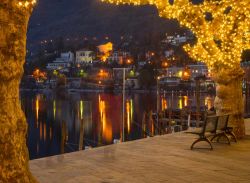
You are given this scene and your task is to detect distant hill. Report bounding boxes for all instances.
[27,0,183,48]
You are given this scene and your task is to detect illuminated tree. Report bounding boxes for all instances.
[0,0,37,182]
[103,0,250,137]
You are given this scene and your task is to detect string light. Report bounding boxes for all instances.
[102,0,250,71]
[17,0,37,9]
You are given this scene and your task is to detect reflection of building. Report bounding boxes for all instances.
[76,50,94,65]
[46,52,74,72]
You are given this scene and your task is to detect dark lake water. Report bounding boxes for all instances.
[20,91,214,160]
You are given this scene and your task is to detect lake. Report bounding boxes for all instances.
[20,91,214,159]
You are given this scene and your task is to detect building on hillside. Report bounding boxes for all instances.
[241,61,250,68]
[137,61,147,69]
[162,33,194,46]
[164,49,174,58]
[76,50,94,65]
[108,51,131,65]
[46,51,74,72]
[165,66,184,77]
[112,68,131,80]
[60,52,74,62]
[187,63,209,79]
[108,51,121,64]
[162,35,187,46]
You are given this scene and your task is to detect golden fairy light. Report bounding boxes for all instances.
[102,0,250,70]
[17,0,37,8]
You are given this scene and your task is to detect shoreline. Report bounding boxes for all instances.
[20,88,213,94]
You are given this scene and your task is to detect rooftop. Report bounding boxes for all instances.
[30,119,250,183]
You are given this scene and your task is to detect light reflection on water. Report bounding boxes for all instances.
[21,92,214,160]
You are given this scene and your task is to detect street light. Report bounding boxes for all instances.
[126,59,132,65]
[156,76,161,134]
[162,61,168,68]
[122,68,126,142]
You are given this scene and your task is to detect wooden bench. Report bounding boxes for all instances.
[187,114,238,150]
[186,115,218,150]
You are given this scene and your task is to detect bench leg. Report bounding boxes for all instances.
[191,137,213,150]
[215,133,231,145]
[227,131,237,143]
[211,134,219,142]
[222,132,231,145]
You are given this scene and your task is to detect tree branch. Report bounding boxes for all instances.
[103,0,250,67]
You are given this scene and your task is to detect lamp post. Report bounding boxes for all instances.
[122,67,126,142]
[113,67,127,142]
[156,76,161,135]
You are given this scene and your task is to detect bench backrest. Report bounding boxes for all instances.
[217,114,229,131]
[203,115,218,134]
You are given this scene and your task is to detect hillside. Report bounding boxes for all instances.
[27,0,182,47]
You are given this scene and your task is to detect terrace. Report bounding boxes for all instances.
[30,119,250,183]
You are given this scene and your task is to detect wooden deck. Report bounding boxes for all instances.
[30,119,250,183]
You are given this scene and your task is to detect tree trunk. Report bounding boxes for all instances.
[0,2,37,182]
[213,67,245,138]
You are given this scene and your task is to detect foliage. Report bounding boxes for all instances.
[103,0,250,71]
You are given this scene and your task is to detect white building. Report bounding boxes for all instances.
[76,50,94,65]
[187,63,209,79]
[60,52,74,62]
[138,61,147,69]
[108,51,121,63]
[165,67,184,77]
[108,51,130,64]
[164,49,174,58]
[174,35,187,45]
[162,34,188,46]
[46,51,74,72]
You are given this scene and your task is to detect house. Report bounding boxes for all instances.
[76,50,94,65]
[162,34,189,46]
[159,76,181,89]
[108,51,131,65]
[165,66,184,77]
[164,49,174,58]
[137,61,147,69]
[187,63,209,79]
[108,51,122,63]
[46,51,74,72]
[61,52,74,62]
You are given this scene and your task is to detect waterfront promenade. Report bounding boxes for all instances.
[30,119,250,183]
